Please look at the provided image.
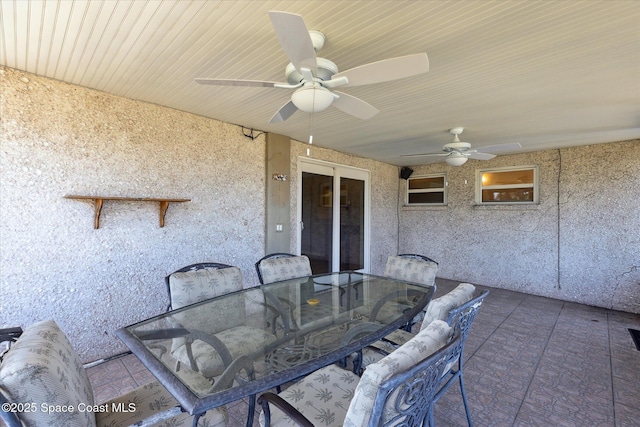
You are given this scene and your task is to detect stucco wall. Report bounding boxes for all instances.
[399,141,640,313]
[0,68,399,361]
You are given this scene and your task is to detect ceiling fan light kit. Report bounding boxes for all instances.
[291,84,336,113]
[445,153,469,166]
[196,11,429,125]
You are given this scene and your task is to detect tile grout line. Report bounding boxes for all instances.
[606,311,617,426]
[512,299,564,424]
[466,289,526,361]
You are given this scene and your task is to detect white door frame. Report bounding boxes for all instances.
[297,157,371,273]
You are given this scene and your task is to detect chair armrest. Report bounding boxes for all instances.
[369,289,428,322]
[263,290,295,333]
[257,392,314,427]
[0,327,22,342]
[209,355,255,393]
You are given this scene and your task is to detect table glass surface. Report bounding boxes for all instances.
[116,272,434,415]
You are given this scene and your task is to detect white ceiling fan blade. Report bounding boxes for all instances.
[269,100,298,123]
[331,91,379,120]
[269,11,317,75]
[332,53,429,87]
[476,142,522,153]
[468,152,496,160]
[401,153,449,158]
[195,78,279,87]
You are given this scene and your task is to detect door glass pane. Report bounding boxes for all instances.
[340,177,365,271]
[301,172,333,274]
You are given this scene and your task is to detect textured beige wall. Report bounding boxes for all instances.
[400,141,640,313]
[0,67,399,361]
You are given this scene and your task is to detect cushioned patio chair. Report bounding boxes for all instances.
[0,320,227,427]
[255,253,312,285]
[165,262,278,375]
[362,282,476,366]
[429,289,490,427]
[360,286,489,427]
[165,262,241,311]
[257,320,460,427]
[166,262,281,426]
[381,253,439,331]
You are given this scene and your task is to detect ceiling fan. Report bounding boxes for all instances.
[195,11,429,123]
[403,128,522,166]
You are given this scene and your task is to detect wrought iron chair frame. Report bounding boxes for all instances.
[254,253,299,285]
[258,331,462,427]
[429,289,490,427]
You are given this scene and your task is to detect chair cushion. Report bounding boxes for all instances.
[95,380,228,427]
[258,256,312,285]
[422,283,476,327]
[169,266,243,309]
[344,320,452,427]
[0,320,97,427]
[383,255,438,287]
[360,328,415,367]
[172,326,277,377]
[259,364,360,426]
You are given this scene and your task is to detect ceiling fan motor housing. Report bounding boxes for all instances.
[286,57,339,84]
[443,141,472,152]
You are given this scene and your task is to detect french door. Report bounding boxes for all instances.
[298,159,370,273]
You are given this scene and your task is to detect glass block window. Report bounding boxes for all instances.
[406,174,447,205]
[476,166,538,204]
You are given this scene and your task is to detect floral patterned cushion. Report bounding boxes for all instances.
[423,283,475,326]
[258,256,312,285]
[378,255,439,324]
[172,325,277,377]
[259,364,360,426]
[169,266,243,309]
[383,255,438,287]
[362,284,476,369]
[0,320,97,427]
[95,380,228,427]
[0,320,227,427]
[343,320,452,426]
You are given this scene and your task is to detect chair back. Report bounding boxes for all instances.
[398,253,439,265]
[354,330,461,426]
[255,253,312,284]
[0,320,97,427]
[165,262,242,310]
[383,254,438,287]
[445,289,490,346]
[344,320,455,426]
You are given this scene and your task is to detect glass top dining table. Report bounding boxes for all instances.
[115,271,435,425]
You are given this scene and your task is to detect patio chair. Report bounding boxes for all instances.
[255,253,312,285]
[381,253,439,331]
[165,262,241,311]
[165,262,280,374]
[430,289,490,427]
[360,287,489,427]
[257,320,460,427]
[166,262,281,427]
[0,320,228,427]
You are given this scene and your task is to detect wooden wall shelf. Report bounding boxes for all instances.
[64,195,190,229]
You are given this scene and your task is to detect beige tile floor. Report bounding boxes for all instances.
[88,278,640,426]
